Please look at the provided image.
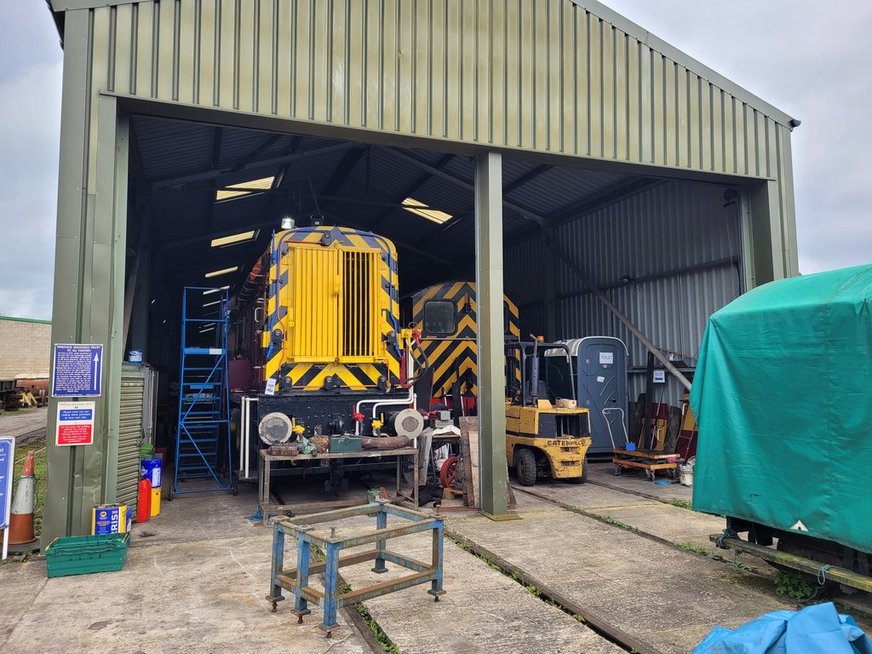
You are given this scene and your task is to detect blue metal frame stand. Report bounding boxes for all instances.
[267,501,445,636]
[172,286,234,498]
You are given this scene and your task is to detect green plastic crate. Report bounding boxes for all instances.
[45,533,130,578]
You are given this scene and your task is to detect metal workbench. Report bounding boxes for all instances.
[257,447,419,524]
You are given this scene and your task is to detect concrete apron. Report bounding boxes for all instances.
[0,488,622,654]
[335,515,623,654]
[447,491,797,654]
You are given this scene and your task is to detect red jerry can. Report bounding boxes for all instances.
[136,478,152,523]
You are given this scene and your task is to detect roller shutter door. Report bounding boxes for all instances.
[117,366,145,508]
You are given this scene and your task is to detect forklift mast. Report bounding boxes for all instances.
[505,338,574,407]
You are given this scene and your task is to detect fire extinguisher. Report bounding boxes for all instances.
[136,478,152,523]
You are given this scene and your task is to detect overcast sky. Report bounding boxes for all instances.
[1,1,871,319]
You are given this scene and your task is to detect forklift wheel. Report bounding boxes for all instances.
[515,448,537,487]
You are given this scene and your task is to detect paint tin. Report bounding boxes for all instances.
[91,504,128,535]
[150,488,161,517]
[141,457,162,489]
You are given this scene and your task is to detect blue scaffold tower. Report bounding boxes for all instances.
[171,286,236,499]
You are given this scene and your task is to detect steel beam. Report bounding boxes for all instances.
[150,142,359,189]
[474,152,508,516]
[387,148,546,225]
[747,180,792,284]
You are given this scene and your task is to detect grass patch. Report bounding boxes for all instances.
[598,515,638,532]
[668,498,692,510]
[677,541,708,555]
[353,601,402,654]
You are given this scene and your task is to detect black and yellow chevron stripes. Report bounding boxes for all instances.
[261,226,400,391]
[412,281,521,398]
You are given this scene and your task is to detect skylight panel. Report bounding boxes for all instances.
[216,176,275,202]
[210,230,257,248]
[402,197,452,224]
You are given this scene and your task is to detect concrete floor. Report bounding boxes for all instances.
[0,484,621,654]
[2,470,869,654]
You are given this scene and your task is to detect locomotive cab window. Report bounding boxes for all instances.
[424,301,456,335]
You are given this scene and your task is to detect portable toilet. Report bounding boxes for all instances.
[544,337,629,457]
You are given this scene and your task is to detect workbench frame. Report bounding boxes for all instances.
[612,448,678,481]
[267,501,445,636]
[257,447,418,524]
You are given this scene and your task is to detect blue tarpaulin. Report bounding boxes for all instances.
[694,603,871,654]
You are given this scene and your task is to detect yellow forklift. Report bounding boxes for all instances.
[505,338,592,486]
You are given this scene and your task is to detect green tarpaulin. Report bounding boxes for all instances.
[691,265,872,554]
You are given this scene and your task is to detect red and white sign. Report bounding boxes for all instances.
[56,401,96,446]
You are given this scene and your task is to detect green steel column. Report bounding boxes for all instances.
[474,152,508,516]
[43,27,129,546]
[748,180,780,285]
[43,10,92,549]
[738,191,756,291]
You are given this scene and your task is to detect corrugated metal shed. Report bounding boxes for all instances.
[44,0,801,543]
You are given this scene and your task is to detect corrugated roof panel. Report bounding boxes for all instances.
[133,116,215,180]
[506,166,633,216]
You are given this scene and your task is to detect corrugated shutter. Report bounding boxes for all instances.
[118,368,145,509]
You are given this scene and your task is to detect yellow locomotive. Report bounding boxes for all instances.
[410,281,520,406]
[410,282,591,485]
[236,225,425,452]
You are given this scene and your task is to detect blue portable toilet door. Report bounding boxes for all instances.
[576,338,629,455]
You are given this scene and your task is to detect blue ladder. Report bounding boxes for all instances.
[171,286,235,499]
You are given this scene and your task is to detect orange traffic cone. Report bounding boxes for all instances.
[8,451,37,547]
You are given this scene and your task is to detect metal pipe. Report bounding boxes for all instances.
[354,331,419,435]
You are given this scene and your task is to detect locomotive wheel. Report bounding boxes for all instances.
[439,456,459,488]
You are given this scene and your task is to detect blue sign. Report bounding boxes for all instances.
[0,438,13,530]
[52,344,103,397]
[59,408,94,421]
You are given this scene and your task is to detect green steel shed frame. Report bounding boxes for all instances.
[44,0,799,545]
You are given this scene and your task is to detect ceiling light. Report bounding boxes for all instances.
[203,286,230,296]
[199,324,216,334]
[204,266,239,279]
[402,197,452,224]
[281,216,295,230]
[216,176,275,202]
[203,299,221,308]
[210,230,257,248]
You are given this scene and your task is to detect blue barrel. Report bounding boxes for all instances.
[141,457,162,489]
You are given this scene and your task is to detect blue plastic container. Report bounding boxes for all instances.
[141,457,162,489]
